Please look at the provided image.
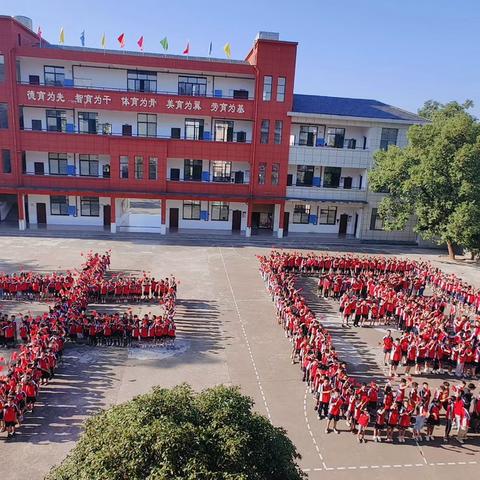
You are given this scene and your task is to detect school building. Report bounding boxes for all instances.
[0,15,426,240]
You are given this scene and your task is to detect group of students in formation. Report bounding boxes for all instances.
[1,251,178,438]
[259,251,480,444]
[0,252,110,438]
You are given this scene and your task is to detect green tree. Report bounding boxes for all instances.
[369,100,480,258]
[47,384,305,480]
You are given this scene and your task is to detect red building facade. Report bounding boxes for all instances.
[0,16,297,236]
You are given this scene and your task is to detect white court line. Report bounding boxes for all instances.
[219,248,271,420]
[304,385,328,470]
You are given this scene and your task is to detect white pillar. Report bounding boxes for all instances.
[18,219,26,231]
[277,227,283,238]
[245,226,251,237]
[160,224,166,235]
[110,222,117,234]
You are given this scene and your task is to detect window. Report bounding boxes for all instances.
[0,55,4,83]
[184,159,202,181]
[233,89,248,99]
[183,200,201,220]
[293,204,310,224]
[212,161,232,182]
[44,65,65,86]
[79,154,99,176]
[185,118,204,140]
[271,163,280,185]
[120,156,129,179]
[319,207,337,225]
[178,76,207,96]
[127,70,157,92]
[148,157,158,180]
[370,208,384,230]
[260,119,270,144]
[326,127,345,148]
[2,149,11,173]
[134,156,144,179]
[323,166,341,188]
[380,128,399,151]
[299,125,322,146]
[211,202,229,221]
[296,165,314,187]
[46,109,66,132]
[50,195,68,215]
[262,75,272,101]
[137,113,157,137]
[48,153,68,175]
[276,77,286,102]
[274,120,283,144]
[80,197,100,217]
[214,120,234,142]
[0,103,8,128]
[258,162,266,185]
[78,112,98,134]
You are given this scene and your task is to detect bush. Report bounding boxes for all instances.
[48,384,305,480]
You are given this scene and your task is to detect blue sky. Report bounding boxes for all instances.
[3,0,479,116]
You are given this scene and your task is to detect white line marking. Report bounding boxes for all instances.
[219,248,271,420]
[303,385,328,470]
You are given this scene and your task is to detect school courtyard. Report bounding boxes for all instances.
[0,234,479,480]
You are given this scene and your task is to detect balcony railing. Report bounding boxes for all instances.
[290,140,368,151]
[20,126,252,144]
[23,170,110,179]
[18,80,255,100]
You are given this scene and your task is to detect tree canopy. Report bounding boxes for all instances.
[369,100,480,258]
[47,384,305,480]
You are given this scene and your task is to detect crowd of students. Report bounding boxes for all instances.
[259,251,480,443]
[0,251,110,438]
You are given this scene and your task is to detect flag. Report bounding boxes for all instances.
[118,33,125,48]
[183,41,189,55]
[101,32,106,49]
[59,27,65,44]
[80,30,85,47]
[137,35,144,51]
[37,26,42,39]
[224,42,231,59]
[160,36,168,51]
[208,41,212,56]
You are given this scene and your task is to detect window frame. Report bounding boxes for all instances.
[134,156,144,180]
[80,196,100,217]
[293,204,310,224]
[319,207,337,225]
[2,149,11,174]
[296,165,314,187]
[127,69,157,93]
[137,113,157,137]
[271,163,280,185]
[276,76,286,102]
[78,111,98,134]
[326,127,345,148]
[46,109,67,132]
[323,166,342,188]
[212,161,232,183]
[119,156,129,179]
[0,103,9,129]
[79,154,99,177]
[211,202,229,221]
[184,159,203,181]
[260,119,270,144]
[182,200,201,220]
[370,208,385,230]
[262,75,272,101]
[148,157,158,180]
[380,128,399,151]
[44,65,65,87]
[185,118,204,140]
[274,120,283,144]
[178,76,207,96]
[0,55,5,83]
[50,195,68,216]
[214,119,234,142]
[48,152,68,176]
[258,162,267,185]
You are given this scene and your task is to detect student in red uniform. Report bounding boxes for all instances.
[325,390,343,434]
[3,397,19,437]
[373,405,386,442]
[357,408,370,443]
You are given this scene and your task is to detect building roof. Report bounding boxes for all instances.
[292,94,426,122]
